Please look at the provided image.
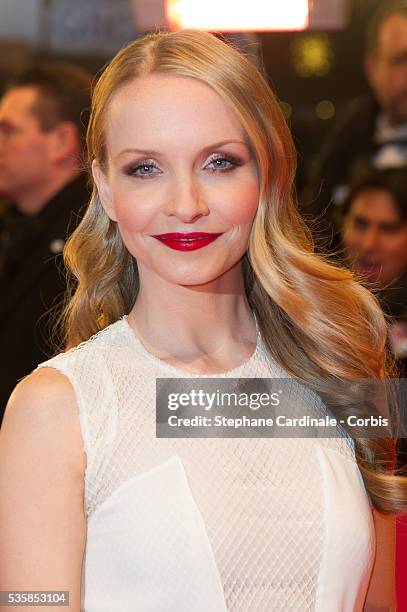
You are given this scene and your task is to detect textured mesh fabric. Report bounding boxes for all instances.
[35,316,376,612]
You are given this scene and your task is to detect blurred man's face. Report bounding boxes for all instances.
[0,86,53,205]
[366,14,407,125]
[343,188,407,288]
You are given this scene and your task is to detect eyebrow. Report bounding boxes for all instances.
[114,139,250,162]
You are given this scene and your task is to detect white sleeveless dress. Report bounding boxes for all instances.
[35,316,376,612]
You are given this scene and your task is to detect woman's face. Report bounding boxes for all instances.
[93,74,259,287]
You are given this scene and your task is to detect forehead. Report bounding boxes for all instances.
[105,74,247,156]
[0,86,39,122]
[377,14,407,55]
[350,189,401,221]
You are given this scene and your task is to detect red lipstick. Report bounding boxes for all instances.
[151,232,223,251]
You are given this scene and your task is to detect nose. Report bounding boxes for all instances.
[164,173,209,223]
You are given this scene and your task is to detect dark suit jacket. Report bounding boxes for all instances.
[0,174,89,422]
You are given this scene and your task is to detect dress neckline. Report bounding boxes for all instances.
[120,314,262,378]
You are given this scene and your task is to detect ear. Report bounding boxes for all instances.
[48,121,80,163]
[92,158,117,222]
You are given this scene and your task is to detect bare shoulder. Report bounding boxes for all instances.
[6,365,77,410]
[0,368,87,600]
[1,366,86,476]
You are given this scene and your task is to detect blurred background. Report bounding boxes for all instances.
[0,0,380,187]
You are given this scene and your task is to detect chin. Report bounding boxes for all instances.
[151,258,239,287]
[163,269,229,287]
[135,248,246,288]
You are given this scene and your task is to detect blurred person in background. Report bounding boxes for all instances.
[342,168,407,374]
[0,62,92,422]
[301,1,407,253]
[341,168,407,474]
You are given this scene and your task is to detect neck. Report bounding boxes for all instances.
[128,260,256,364]
[14,166,81,216]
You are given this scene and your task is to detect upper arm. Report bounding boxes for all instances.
[364,508,397,612]
[0,367,87,611]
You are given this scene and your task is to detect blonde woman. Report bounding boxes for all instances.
[0,30,406,612]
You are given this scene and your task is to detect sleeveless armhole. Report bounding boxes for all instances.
[35,361,91,461]
[34,356,93,516]
[33,329,121,518]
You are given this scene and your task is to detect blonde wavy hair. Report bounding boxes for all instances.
[59,29,407,514]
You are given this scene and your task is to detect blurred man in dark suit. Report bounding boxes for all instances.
[0,62,92,421]
[301,2,407,252]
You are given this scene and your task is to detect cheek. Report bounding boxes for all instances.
[219,179,259,226]
[8,140,44,174]
[387,70,406,95]
[111,185,155,234]
[12,138,34,159]
[116,203,148,234]
[20,138,50,168]
[385,236,407,262]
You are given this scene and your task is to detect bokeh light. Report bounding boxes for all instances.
[166,0,309,32]
[291,34,333,78]
[315,100,335,120]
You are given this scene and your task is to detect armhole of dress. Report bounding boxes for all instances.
[35,361,92,507]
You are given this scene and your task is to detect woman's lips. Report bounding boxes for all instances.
[151,232,223,251]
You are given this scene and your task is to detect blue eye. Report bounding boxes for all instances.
[138,164,155,174]
[210,159,232,169]
[205,155,240,172]
[126,162,161,177]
